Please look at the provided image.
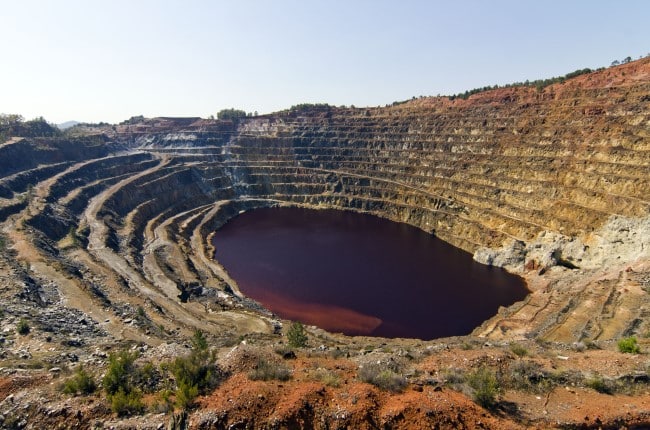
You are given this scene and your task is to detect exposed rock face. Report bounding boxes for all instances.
[0,58,648,345]
[474,215,650,273]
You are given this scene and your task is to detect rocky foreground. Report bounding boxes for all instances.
[0,59,649,428]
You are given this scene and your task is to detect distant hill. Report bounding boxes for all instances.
[57,120,80,130]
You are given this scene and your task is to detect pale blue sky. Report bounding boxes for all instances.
[1,0,648,124]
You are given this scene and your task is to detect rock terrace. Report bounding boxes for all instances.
[0,58,648,429]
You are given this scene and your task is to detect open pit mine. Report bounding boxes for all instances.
[0,58,648,429]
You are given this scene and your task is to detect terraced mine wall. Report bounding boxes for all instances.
[1,59,648,342]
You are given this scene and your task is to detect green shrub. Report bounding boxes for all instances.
[135,360,160,394]
[249,358,291,381]
[274,345,296,359]
[618,336,641,354]
[62,366,97,395]
[503,360,548,392]
[468,367,500,408]
[442,367,466,386]
[103,350,138,396]
[110,388,144,417]
[169,330,220,409]
[586,374,613,394]
[175,379,199,410]
[313,369,341,388]
[358,363,407,392]
[509,342,528,357]
[287,321,308,348]
[151,389,174,414]
[16,318,30,335]
[102,350,146,416]
[140,360,156,381]
[170,354,214,408]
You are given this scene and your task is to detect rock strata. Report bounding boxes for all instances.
[0,58,649,429]
[0,58,648,347]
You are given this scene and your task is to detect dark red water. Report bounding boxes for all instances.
[212,207,528,340]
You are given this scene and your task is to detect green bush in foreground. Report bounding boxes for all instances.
[618,336,641,354]
[468,367,500,409]
[110,388,145,417]
[103,350,138,396]
[103,350,144,416]
[169,330,221,409]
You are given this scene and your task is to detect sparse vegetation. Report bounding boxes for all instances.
[586,374,613,394]
[448,67,597,100]
[134,305,148,327]
[137,360,160,393]
[174,379,199,410]
[67,226,80,247]
[169,330,221,409]
[443,367,467,387]
[103,350,144,416]
[249,357,291,381]
[16,318,30,335]
[136,305,146,318]
[312,368,342,388]
[287,321,308,348]
[0,49,649,429]
[151,389,174,414]
[119,115,145,125]
[62,366,97,396]
[618,336,641,354]
[109,388,145,417]
[467,366,500,409]
[273,345,297,360]
[358,363,407,392]
[509,342,529,357]
[502,360,549,393]
[103,350,138,395]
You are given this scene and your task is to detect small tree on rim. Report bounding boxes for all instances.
[287,321,308,348]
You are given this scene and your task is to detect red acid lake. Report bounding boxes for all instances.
[212,207,528,340]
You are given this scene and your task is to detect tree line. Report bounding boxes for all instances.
[448,53,648,101]
[0,114,61,142]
